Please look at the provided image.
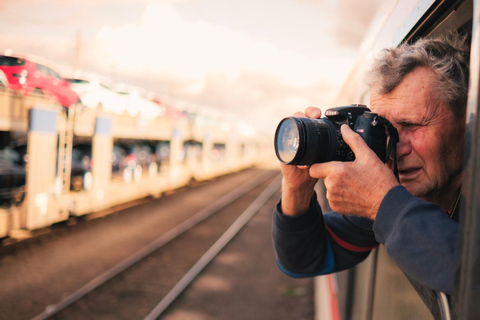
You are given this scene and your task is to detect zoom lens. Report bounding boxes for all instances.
[275,118,300,164]
[274,117,338,165]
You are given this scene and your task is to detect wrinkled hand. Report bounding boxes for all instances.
[280,107,321,216]
[309,125,399,220]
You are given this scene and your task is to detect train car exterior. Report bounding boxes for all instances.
[316,0,480,319]
[0,84,268,239]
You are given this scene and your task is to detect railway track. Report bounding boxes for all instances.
[29,170,281,320]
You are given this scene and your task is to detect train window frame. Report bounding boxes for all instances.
[455,1,480,318]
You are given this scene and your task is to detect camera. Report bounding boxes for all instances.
[274,104,398,166]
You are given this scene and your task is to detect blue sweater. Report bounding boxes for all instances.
[273,185,458,300]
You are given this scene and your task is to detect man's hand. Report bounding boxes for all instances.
[280,107,321,216]
[309,125,399,220]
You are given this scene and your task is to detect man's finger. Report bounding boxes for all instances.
[309,162,330,179]
[296,165,310,170]
[305,107,322,119]
[340,125,375,160]
[292,111,305,117]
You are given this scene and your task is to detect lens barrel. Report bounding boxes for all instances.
[274,117,339,165]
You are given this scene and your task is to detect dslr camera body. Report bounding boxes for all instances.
[274,104,398,166]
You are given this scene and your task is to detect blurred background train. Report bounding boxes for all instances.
[0,53,271,239]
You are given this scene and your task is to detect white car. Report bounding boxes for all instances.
[66,78,127,114]
[115,85,165,119]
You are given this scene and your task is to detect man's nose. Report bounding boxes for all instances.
[396,132,412,158]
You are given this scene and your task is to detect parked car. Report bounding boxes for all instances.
[65,78,127,114]
[124,143,156,170]
[115,142,159,182]
[112,144,127,175]
[11,142,92,191]
[0,54,80,108]
[150,97,187,121]
[0,147,26,205]
[70,145,93,191]
[115,85,164,119]
[129,92,164,119]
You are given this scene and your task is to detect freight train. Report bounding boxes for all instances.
[0,88,270,239]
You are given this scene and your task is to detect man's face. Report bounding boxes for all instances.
[370,67,465,204]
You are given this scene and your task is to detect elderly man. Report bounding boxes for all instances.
[272,32,469,317]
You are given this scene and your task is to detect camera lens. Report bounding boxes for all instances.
[274,117,338,165]
[275,118,300,164]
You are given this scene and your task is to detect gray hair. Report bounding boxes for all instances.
[366,32,470,118]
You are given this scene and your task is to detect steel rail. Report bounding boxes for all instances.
[32,170,277,320]
[144,173,282,320]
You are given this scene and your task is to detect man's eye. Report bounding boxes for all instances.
[401,121,420,130]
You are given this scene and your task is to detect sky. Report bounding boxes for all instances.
[0,0,383,133]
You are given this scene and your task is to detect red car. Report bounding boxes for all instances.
[0,54,80,108]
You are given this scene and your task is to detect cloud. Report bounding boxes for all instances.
[81,2,350,133]
[143,70,338,134]
[93,3,354,88]
[329,0,383,48]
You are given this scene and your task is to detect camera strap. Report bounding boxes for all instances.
[376,116,400,181]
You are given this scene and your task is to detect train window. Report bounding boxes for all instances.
[404,0,472,41]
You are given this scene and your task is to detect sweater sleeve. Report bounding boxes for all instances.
[272,193,378,278]
[373,185,457,294]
